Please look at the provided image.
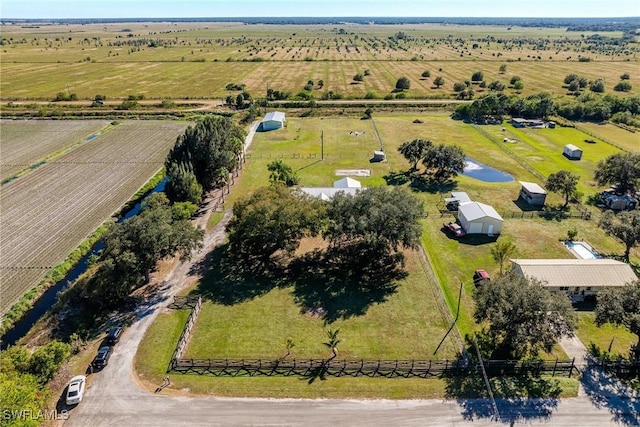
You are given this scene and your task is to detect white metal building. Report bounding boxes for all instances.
[458,202,503,235]
[260,111,286,131]
[563,144,583,160]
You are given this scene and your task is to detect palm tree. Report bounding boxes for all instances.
[282,338,295,360]
[491,240,517,275]
[323,329,341,361]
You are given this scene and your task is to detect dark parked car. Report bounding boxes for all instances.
[106,326,123,345]
[473,269,490,286]
[92,346,113,370]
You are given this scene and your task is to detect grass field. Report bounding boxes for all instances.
[0,120,188,316]
[573,122,640,153]
[1,22,637,100]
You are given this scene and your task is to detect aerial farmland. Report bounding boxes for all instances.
[0,120,187,316]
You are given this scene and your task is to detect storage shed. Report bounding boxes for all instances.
[458,202,503,235]
[519,181,547,206]
[372,150,386,162]
[444,191,472,210]
[260,111,286,131]
[563,144,583,160]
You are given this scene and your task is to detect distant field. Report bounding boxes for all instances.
[0,120,188,316]
[573,122,640,153]
[0,22,637,100]
[0,119,110,180]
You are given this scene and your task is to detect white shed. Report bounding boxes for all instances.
[519,181,547,206]
[333,177,362,188]
[563,144,582,160]
[260,111,286,131]
[458,202,503,235]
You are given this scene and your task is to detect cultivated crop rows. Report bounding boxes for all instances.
[0,120,188,316]
[0,120,110,180]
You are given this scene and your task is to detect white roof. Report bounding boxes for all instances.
[263,111,285,123]
[564,144,581,151]
[450,192,471,203]
[512,259,638,288]
[299,187,360,200]
[459,202,503,222]
[333,177,361,188]
[520,181,547,195]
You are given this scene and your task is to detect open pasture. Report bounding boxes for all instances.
[0,119,110,180]
[574,122,640,153]
[1,22,637,100]
[0,120,187,316]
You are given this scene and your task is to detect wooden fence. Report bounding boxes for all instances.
[168,357,576,379]
[167,296,202,372]
[500,210,591,220]
[599,359,640,379]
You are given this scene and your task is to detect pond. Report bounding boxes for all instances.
[463,157,514,183]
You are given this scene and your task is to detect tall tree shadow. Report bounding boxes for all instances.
[192,244,289,305]
[581,358,640,426]
[444,366,562,423]
[289,245,406,323]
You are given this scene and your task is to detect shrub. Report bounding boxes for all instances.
[614,81,632,92]
[395,76,411,90]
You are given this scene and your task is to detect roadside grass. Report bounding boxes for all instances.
[575,311,637,357]
[135,309,190,385]
[185,248,459,360]
[205,211,225,230]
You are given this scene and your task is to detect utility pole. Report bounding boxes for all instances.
[321,130,324,160]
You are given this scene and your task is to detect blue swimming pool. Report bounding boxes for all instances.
[462,158,514,183]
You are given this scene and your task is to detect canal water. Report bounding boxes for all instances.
[1,179,167,349]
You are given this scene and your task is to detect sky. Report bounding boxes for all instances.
[2,0,639,20]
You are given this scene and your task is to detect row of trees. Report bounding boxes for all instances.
[454,90,640,124]
[165,115,246,205]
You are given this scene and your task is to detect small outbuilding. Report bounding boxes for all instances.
[519,181,547,206]
[372,150,386,162]
[458,202,503,235]
[444,191,472,210]
[563,144,583,160]
[260,111,286,131]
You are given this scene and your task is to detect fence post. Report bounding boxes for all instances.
[552,358,558,377]
[569,357,575,378]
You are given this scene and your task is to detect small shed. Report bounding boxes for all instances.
[260,111,286,131]
[372,150,386,162]
[519,181,547,206]
[333,177,362,188]
[444,191,471,210]
[458,202,503,235]
[563,144,583,160]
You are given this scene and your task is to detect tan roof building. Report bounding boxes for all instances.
[511,259,638,301]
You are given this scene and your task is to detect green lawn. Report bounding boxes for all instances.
[575,311,637,357]
[184,248,458,361]
[136,113,632,398]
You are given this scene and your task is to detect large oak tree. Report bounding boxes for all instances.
[473,271,576,359]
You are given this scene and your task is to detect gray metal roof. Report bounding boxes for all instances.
[511,259,638,287]
[262,111,285,123]
[519,181,547,195]
[459,202,503,222]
